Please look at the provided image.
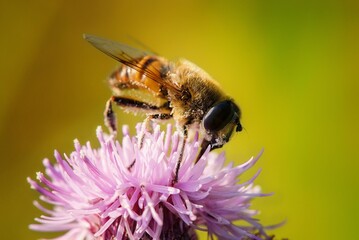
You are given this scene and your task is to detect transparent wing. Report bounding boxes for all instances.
[84,34,180,92]
[84,34,150,61]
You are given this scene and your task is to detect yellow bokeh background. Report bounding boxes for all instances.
[1,1,358,239]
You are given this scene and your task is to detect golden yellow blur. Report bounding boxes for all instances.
[1,1,358,239]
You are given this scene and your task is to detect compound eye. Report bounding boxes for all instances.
[203,101,235,132]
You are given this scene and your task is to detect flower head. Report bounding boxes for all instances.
[29,123,272,239]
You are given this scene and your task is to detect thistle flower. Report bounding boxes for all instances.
[28,123,272,240]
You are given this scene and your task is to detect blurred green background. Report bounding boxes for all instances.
[1,1,358,239]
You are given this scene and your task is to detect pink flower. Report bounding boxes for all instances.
[28,123,272,239]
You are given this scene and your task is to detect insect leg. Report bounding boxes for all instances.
[109,96,171,145]
[107,96,171,133]
[111,96,170,110]
[150,113,172,120]
[138,116,152,149]
[105,96,157,134]
[104,97,117,134]
[172,125,188,184]
[138,113,172,148]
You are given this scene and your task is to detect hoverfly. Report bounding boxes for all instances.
[84,34,242,183]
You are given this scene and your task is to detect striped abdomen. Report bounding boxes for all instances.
[109,55,170,97]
